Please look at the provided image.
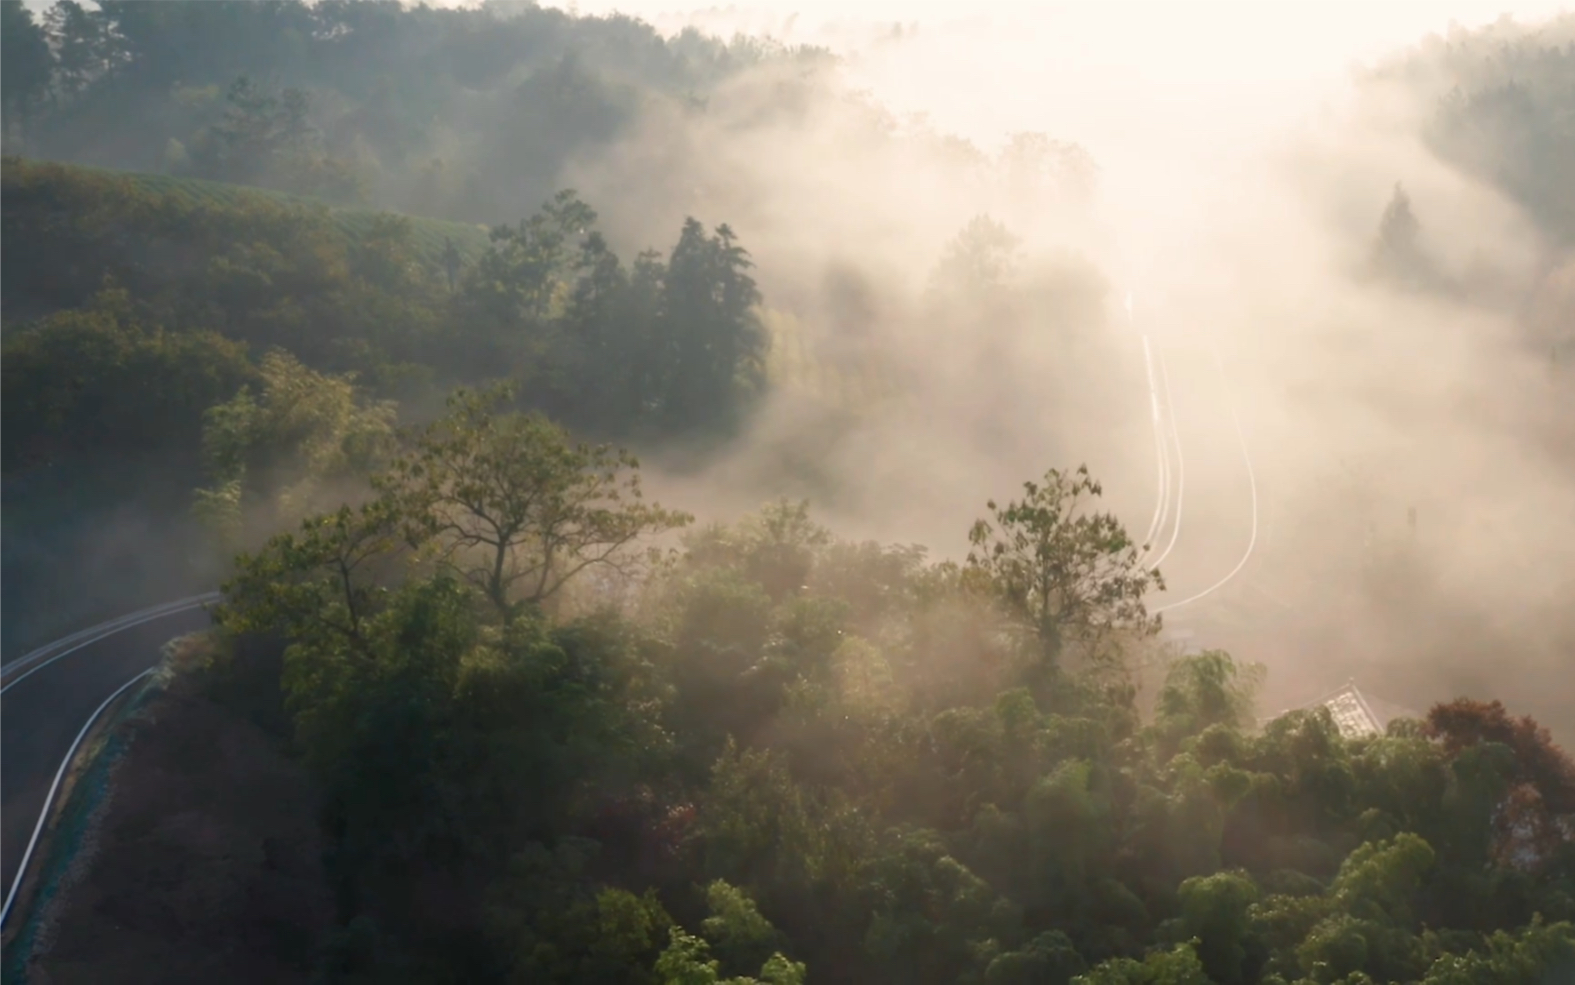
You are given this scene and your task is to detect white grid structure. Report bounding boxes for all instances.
[1262,680,1416,739]
[1321,684,1383,739]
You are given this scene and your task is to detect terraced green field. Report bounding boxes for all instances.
[65,163,495,263]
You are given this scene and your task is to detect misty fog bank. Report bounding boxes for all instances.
[559,1,1575,734]
[3,0,1571,736]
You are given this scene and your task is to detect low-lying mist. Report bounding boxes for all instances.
[535,1,1575,737]
[8,0,1569,738]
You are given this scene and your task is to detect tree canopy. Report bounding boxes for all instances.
[192,392,1575,983]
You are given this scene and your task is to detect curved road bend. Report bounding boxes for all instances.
[1,605,213,916]
[1140,337,1259,636]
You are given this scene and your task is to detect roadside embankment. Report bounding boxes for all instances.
[10,639,331,985]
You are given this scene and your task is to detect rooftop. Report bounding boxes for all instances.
[1263,680,1421,739]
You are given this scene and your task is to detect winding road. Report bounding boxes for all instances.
[1,598,214,927]
[1127,293,1260,641]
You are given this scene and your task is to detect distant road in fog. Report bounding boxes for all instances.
[1151,342,1259,617]
[1131,310,1259,629]
[1,599,214,927]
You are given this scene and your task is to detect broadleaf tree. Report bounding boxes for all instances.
[376,383,692,618]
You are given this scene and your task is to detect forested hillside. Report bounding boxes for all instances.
[0,0,824,224]
[1363,15,1574,348]
[1394,16,1575,247]
[3,3,1574,983]
[0,152,774,650]
[138,397,1575,983]
[2,154,768,445]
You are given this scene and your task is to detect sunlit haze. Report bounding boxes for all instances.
[518,0,1575,724]
[6,1,1575,977]
[543,1,1568,273]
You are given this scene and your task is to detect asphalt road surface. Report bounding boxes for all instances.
[1,606,212,909]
